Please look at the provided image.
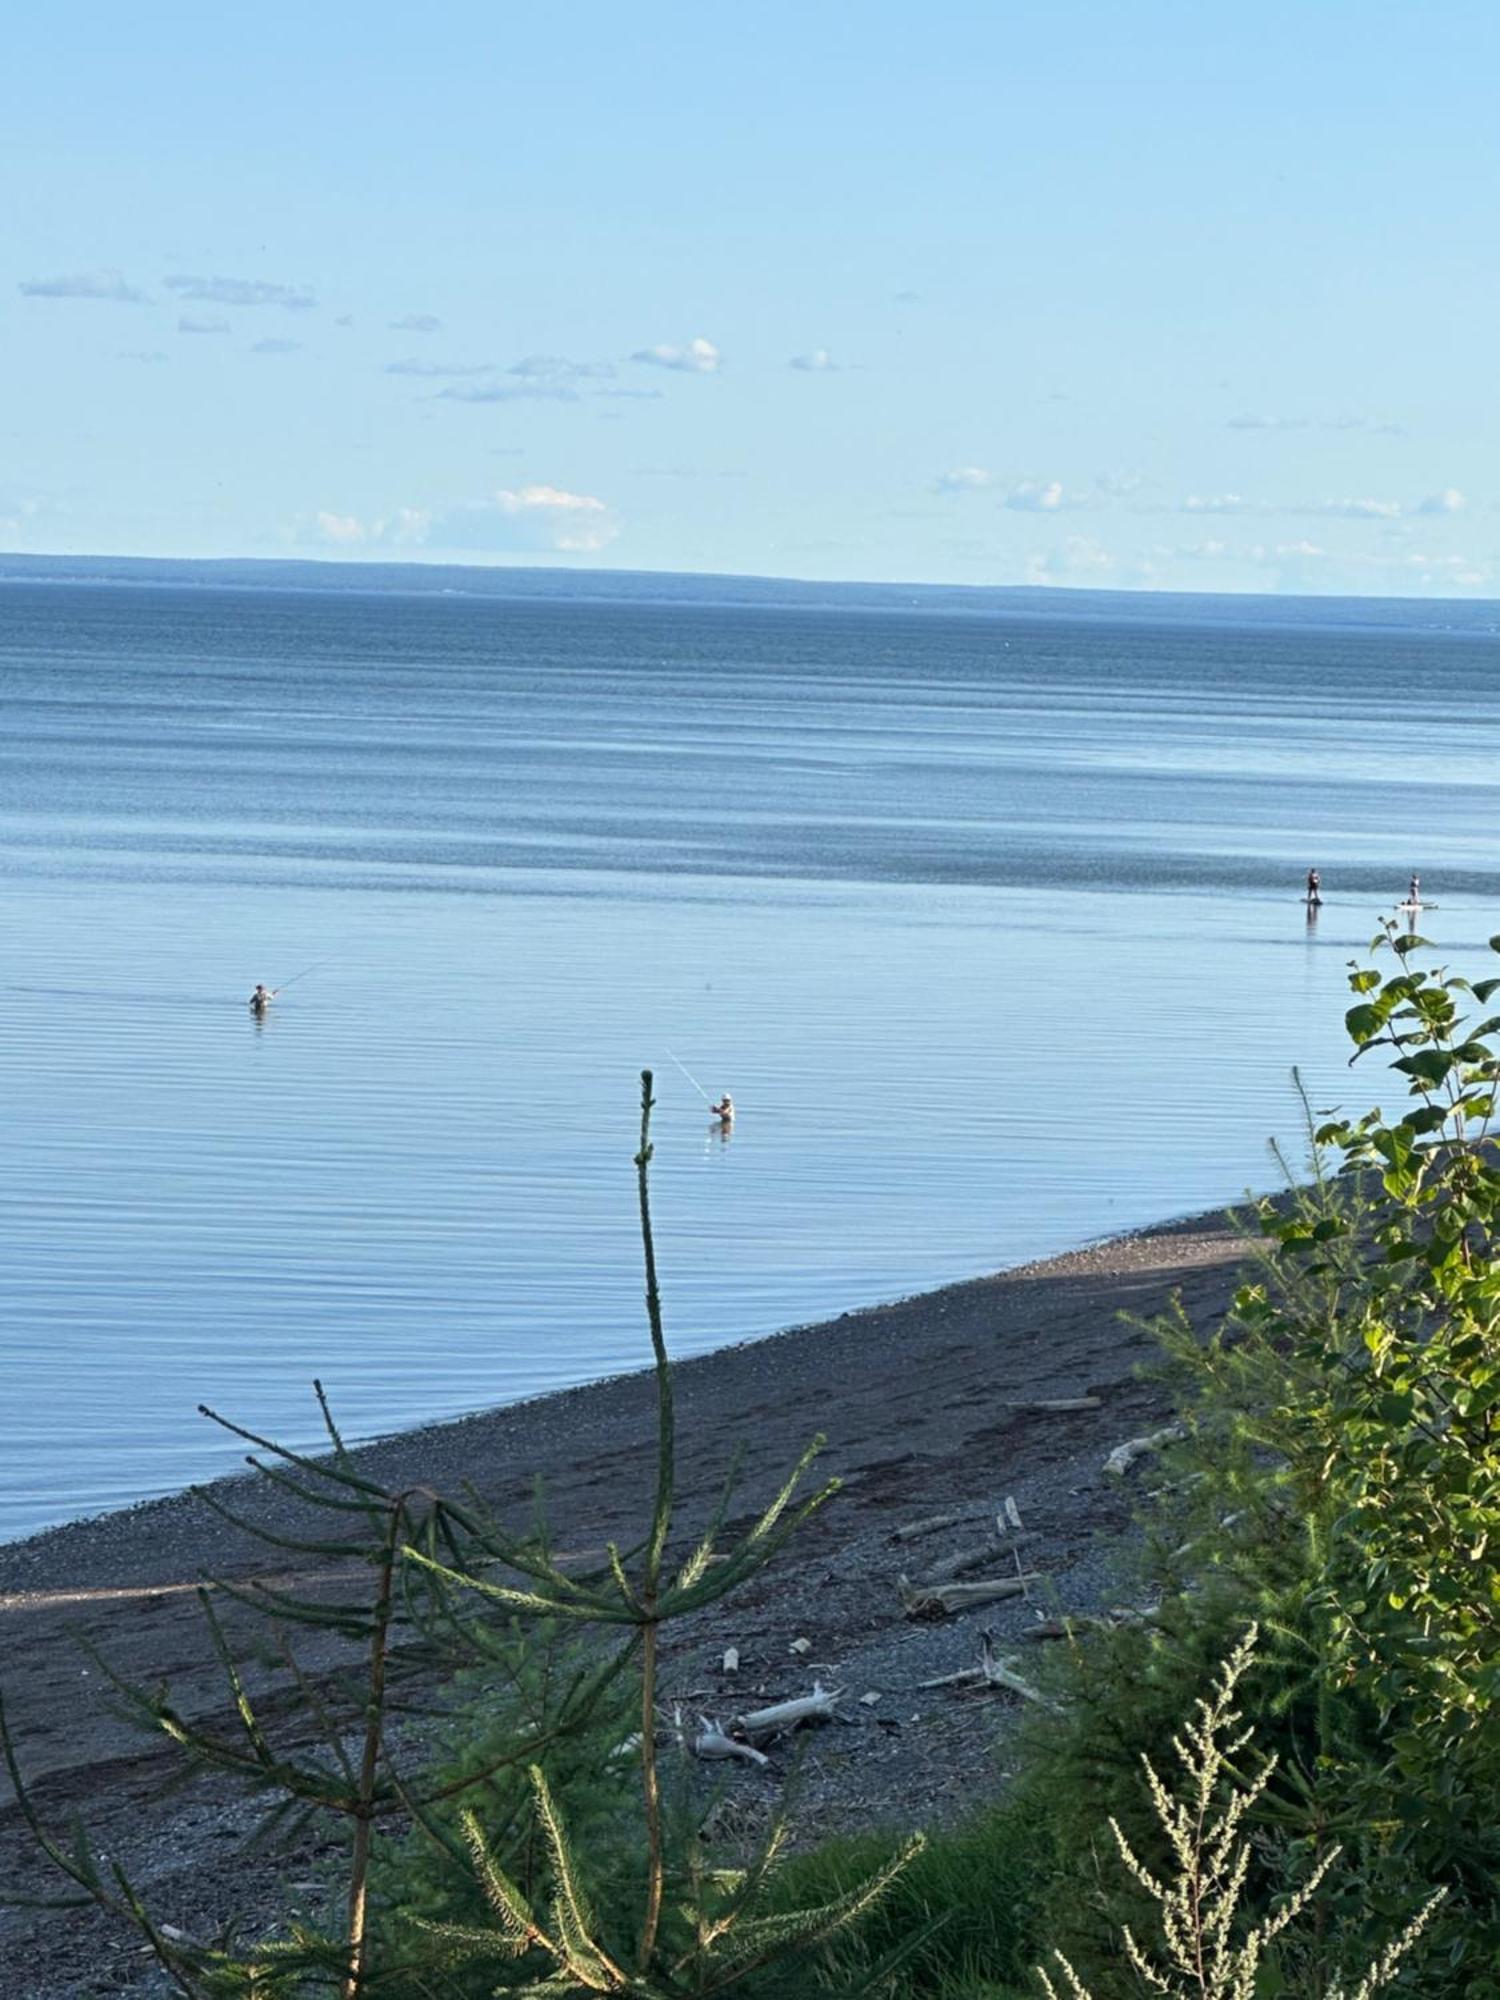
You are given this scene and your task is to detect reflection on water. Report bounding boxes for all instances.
[2,578,1500,1539]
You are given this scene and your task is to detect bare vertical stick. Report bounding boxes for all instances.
[344,1494,403,1998]
[635,1070,670,1969]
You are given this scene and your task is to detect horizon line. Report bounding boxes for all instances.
[2,545,1498,617]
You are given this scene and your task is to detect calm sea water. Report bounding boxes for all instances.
[4,571,1500,1541]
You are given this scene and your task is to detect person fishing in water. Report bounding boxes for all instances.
[667,1051,735,1128]
[246,963,326,1015]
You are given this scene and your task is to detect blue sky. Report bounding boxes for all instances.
[5,0,1499,594]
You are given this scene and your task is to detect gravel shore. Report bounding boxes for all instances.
[0,1202,1255,1995]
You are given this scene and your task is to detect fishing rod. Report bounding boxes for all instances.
[273,959,332,993]
[664,1048,713,1104]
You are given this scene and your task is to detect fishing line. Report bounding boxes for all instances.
[664,1048,712,1103]
[273,959,332,992]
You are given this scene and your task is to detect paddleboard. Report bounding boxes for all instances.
[1397,902,1438,912]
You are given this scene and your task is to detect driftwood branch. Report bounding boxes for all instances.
[1103,1422,1185,1478]
[920,1630,1052,1706]
[1021,1602,1159,1641]
[733,1681,842,1743]
[916,1544,1004,1588]
[677,1707,771,1768]
[899,1572,1039,1619]
[890,1511,969,1544]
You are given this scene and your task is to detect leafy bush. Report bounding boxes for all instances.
[1035,1627,1440,2000]
[1025,921,1500,1993]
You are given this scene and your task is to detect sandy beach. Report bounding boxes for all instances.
[0,1200,1255,1995]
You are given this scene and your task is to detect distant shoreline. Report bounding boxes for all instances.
[4,548,1497,628]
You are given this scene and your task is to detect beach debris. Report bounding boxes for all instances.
[1000,1495,1024,1532]
[1007,1396,1102,1413]
[891,1510,969,1544]
[1103,1422,1186,1479]
[733,1681,843,1743]
[1022,1603,1159,1643]
[899,1572,1040,1619]
[916,1543,1003,1588]
[859,1691,881,1707]
[721,1646,740,1674]
[919,1631,1053,1706]
[692,1717,772,1768]
[788,1635,813,1657]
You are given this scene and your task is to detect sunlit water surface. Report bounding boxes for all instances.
[4,575,1500,1539]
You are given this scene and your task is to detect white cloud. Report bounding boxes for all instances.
[1093,469,1146,498]
[0,495,43,540]
[334,314,355,328]
[437,484,619,553]
[118,349,168,364]
[1227,412,1403,436]
[632,336,720,373]
[1183,493,1256,515]
[1147,536,1492,594]
[1165,538,1233,560]
[595,386,664,400]
[386,357,496,377]
[178,315,230,335]
[165,274,315,310]
[934,466,992,494]
[1317,497,1402,520]
[252,338,303,355]
[510,353,616,382]
[19,269,148,302]
[496,485,616,550]
[389,313,442,332]
[1227,414,1309,432]
[316,486,620,557]
[436,382,579,403]
[1025,535,1118,584]
[314,508,431,548]
[1001,479,1070,513]
[790,348,839,371]
[316,512,367,545]
[1179,491,1456,522]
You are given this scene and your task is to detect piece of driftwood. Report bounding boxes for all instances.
[891,1510,968,1544]
[899,1571,1040,1618]
[917,1544,1001,1588]
[1007,1396,1101,1413]
[678,1708,771,1768]
[978,1653,1050,1706]
[1022,1603,1160,1642]
[920,1631,1051,1705]
[1001,1495,1024,1532]
[1103,1421,1185,1478]
[733,1681,842,1742]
